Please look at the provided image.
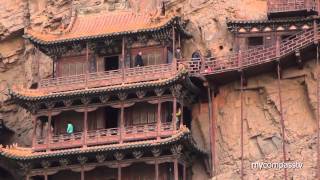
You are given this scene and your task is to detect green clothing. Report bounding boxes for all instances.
[67,123,74,134]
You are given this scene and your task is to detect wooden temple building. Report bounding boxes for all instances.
[2,0,320,179]
[1,10,207,180]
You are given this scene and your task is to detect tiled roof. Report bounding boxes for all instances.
[10,70,188,102]
[25,11,179,45]
[0,127,207,160]
[226,16,317,26]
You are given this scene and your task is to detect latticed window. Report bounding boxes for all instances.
[58,55,95,76]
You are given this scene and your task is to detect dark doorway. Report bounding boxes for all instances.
[105,107,118,129]
[248,36,264,47]
[104,56,119,71]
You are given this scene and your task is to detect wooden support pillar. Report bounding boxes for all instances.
[174,158,178,180]
[183,163,186,180]
[83,106,88,147]
[172,25,177,71]
[118,165,122,180]
[172,25,176,59]
[32,115,37,149]
[52,58,55,78]
[157,99,162,140]
[276,35,280,58]
[277,63,288,180]
[121,37,126,83]
[85,42,89,89]
[25,175,30,180]
[180,100,184,129]
[81,167,85,180]
[155,159,159,180]
[120,103,124,144]
[46,111,52,151]
[173,97,177,131]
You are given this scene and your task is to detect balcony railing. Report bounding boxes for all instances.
[38,63,176,93]
[34,122,175,151]
[267,0,318,14]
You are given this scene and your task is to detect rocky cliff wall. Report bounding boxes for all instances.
[0,0,318,179]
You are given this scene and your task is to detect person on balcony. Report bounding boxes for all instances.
[135,51,144,67]
[204,49,214,73]
[66,122,74,134]
[175,47,183,61]
[191,49,201,61]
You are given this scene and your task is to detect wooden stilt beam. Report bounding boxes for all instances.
[174,158,178,180]
[277,62,288,180]
[240,72,244,180]
[25,175,30,180]
[316,44,320,179]
[44,173,48,180]
[207,84,216,177]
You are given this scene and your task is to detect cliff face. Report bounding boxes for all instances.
[0,0,318,179]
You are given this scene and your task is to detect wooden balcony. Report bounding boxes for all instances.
[38,63,176,94]
[33,122,175,151]
[267,0,318,18]
[180,24,318,83]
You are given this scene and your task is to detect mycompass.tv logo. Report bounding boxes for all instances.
[251,161,303,170]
